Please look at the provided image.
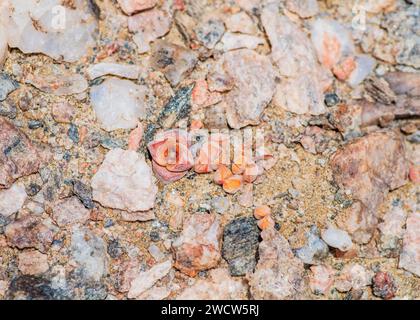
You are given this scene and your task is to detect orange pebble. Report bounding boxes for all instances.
[128,122,143,151]
[214,165,233,185]
[232,161,246,175]
[254,205,271,220]
[332,56,356,80]
[257,216,274,230]
[222,175,243,194]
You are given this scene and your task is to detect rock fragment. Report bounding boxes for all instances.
[248,228,305,299]
[51,102,76,124]
[208,49,275,129]
[0,23,7,66]
[72,180,95,209]
[18,250,49,275]
[372,271,397,300]
[378,204,407,256]
[196,18,225,49]
[224,11,257,34]
[172,213,222,277]
[177,268,248,300]
[5,0,98,62]
[309,264,334,295]
[26,73,88,96]
[129,9,172,53]
[128,260,172,299]
[150,40,198,86]
[0,73,19,101]
[399,212,420,277]
[117,0,157,15]
[321,227,353,252]
[0,183,27,217]
[0,117,41,189]
[222,217,260,276]
[261,9,329,115]
[331,130,408,243]
[334,264,373,292]
[90,78,148,131]
[295,226,329,265]
[71,226,108,282]
[218,32,264,51]
[52,197,90,227]
[91,148,158,212]
[87,63,140,80]
[286,0,319,18]
[5,216,56,253]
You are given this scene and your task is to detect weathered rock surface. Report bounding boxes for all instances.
[90,78,148,131]
[117,0,157,15]
[295,226,329,265]
[0,117,41,188]
[309,264,334,295]
[222,217,260,276]
[0,22,7,66]
[5,0,97,62]
[378,204,407,255]
[219,32,264,51]
[128,260,172,299]
[196,18,225,49]
[224,11,257,35]
[177,268,249,300]
[0,183,27,217]
[26,72,88,96]
[52,197,90,227]
[87,63,140,80]
[334,264,373,292]
[321,227,353,252]
[151,40,198,87]
[399,212,420,277]
[261,8,329,115]
[5,216,56,253]
[70,226,108,282]
[248,228,305,299]
[172,213,222,277]
[286,0,319,18]
[18,250,49,275]
[331,130,408,243]
[0,74,19,101]
[208,49,275,129]
[129,9,171,53]
[91,148,157,212]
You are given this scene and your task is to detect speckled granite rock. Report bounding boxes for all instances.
[248,228,305,299]
[222,217,260,276]
[0,117,41,189]
[399,212,420,277]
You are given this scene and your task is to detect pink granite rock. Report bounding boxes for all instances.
[0,183,27,217]
[331,130,409,243]
[309,265,335,295]
[52,197,90,227]
[5,216,56,253]
[172,213,222,277]
[248,228,305,299]
[399,212,420,277]
[208,49,275,129]
[18,250,49,275]
[129,9,171,53]
[117,0,157,15]
[261,8,330,115]
[0,117,41,189]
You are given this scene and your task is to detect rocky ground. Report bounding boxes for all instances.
[0,0,419,300]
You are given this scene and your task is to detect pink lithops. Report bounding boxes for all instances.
[148,130,193,183]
